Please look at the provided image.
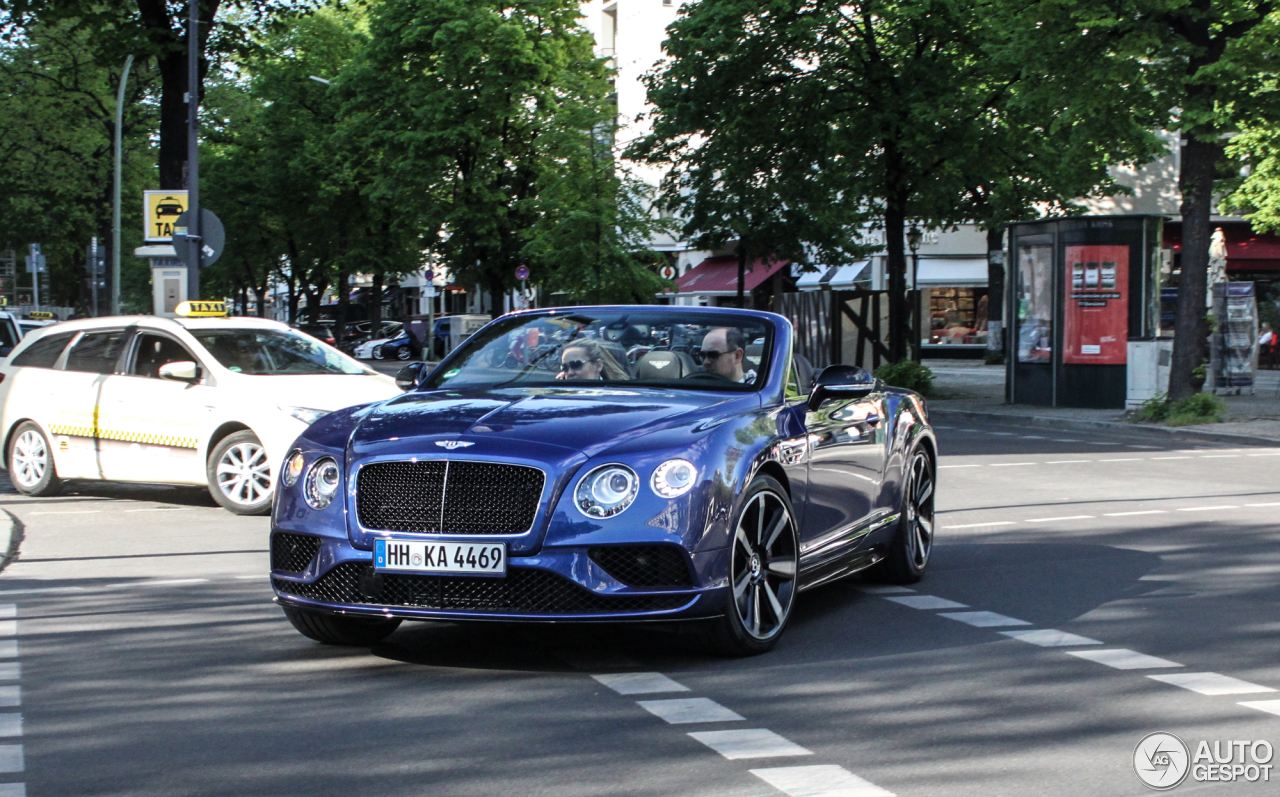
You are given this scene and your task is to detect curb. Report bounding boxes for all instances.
[930,407,1278,447]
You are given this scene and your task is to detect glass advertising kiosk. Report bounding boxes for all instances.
[1007,215,1162,408]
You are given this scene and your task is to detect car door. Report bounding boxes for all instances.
[95,330,211,485]
[801,371,887,549]
[51,328,130,479]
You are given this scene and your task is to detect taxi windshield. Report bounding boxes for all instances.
[191,329,369,376]
[422,311,773,391]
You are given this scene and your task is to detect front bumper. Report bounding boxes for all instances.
[271,531,727,622]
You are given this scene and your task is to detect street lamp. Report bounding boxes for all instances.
[907,226,922,360]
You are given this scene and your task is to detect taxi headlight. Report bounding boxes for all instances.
[303,457,341,510]
[281,405,329,426]
[651,458,697,499]
[282,450,305,488]
[575,464,638,518]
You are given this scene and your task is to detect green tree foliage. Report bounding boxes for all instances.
[1222,124,1280,234]
[340,0,662,309]
[0,21,157,311]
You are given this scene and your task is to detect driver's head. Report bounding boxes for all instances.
[561,342,604,380]
[699,327,745,382]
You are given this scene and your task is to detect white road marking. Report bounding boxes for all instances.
[0,783,23,796]
[857,586,915,595]
[885,595,968,610]
[939,611,1032,628]
[988,462,1036,467]
[1245,502,1280,507]
[1085,442,1111,445]
[943,521,1017,530]
[0,609,12,621]
[1104,510,1168,517]
[0,665,18,682]
[1026,515,1094,523]
[0,588,86,597]
[0,689,18,708]
[1067,649,1183,670]
[103,579,209,589]
[638,698,744,724]
[1020,435,1047,439]
[1200,454,1241,458]
[0,715,19,738]
[1239,699,1280,716]
[0,643,15,660]
[751,765,895,797]
[0,745,19,773]
[26,511,102,516]
[1050,439,1082,442]
[938,464,982,469]
[0,624,13,640]
[1175,506,1236,512]
[688,729,813,759]
[1000,629,1103,647]
[1246,452,1280,457]
[1099,458,1142,462]
[1148,672,1277,696]
[990,432,1016,436]
[931,425,956,429]
[1124,444,1161,449]
[1044,460,1090,464]
[1152,456,1193,460]
[123,507,196,513]
[592,672,688,695]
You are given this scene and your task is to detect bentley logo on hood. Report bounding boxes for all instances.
[435,440,475,450]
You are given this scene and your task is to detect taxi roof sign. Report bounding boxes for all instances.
[28,311,55,320]
[175,301,228,317]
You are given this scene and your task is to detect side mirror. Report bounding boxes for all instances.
[158,360,201,383]
[808,364,876,410]
[395,361,427,391]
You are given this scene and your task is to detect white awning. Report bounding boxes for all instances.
[795,267,832,290]
[796,261,870,291]
[916,257,988,286]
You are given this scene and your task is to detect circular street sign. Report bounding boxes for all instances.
[425,269,435,281]
[515,265,530,281]
[660,265,677,280]
[172,208,226,268]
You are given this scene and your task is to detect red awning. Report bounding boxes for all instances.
[673,256,790,295]
[1164,222,1280,269]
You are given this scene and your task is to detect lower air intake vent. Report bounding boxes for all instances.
[271,533,322,573]
[588,545,694,588]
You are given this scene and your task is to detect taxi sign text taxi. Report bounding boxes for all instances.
[175,301,227,317]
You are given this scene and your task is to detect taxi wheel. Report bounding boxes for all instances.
[282,605,402,646]
[207,431,273,515]
[6,422,62,497]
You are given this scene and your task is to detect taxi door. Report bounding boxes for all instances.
[94,331,211,484]
[43,329,133,479]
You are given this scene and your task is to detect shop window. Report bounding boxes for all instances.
[924,287,989,346]
[1016,245,1054,362]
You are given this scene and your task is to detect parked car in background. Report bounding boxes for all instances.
[294,323,336,347]
[374,331,415,361]
[0,313,22,358]
[0,311,399,515]
[353,322,404,360]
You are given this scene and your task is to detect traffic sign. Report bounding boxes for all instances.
[172,208,226,268]
[144,191,189,242]
[660,265,677,280]
[515,265,530,281]
[425,269,435,281]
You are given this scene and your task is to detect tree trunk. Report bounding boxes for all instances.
[736,244,747,309]
[371,270,384,336]
[884,203,909,362]
[489,278,505,317]
[986,226,1005,361]
[156,51,187,190]
[1168,134,1221,400]
[334,266,350,349]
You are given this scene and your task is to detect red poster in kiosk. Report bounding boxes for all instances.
[1063,245,1128,364]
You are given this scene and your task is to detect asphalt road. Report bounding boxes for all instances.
[1,418,1278,796]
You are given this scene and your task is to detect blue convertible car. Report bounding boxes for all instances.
[271,306,936,655]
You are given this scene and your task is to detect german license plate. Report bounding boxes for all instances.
[374,540,507,576]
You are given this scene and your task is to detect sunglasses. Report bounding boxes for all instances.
[562,358,595,371]
[695,349,728,363]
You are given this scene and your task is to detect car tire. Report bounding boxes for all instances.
[207,430,273,515]
[281,605,402,646]
[698,474,799,657]
[6,422,62,497]
[869,447,935,584]
[396,347,411,361]
[372,346,385,360]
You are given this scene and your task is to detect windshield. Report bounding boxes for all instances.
[422,311,774,391]
[191,329,371,376]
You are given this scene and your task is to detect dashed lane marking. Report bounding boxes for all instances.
[1099,458,1142,462]
[1148,673,1277,696]
[0,689,18,709]
[1026,515,1094,523]
[1176,505,1237,512]
[1152,456,1193,460]
[939,611,1032,628]
[688,729,813,760]
[638,698,744,725]
[938,464,982,469]
[1044,460,1090,464]
[26,511,102,517]
[885,595,967,610]
[1050,438,1083,442]
[0,667,16,682]
[1245,502,1280,507]
[1067,649,1183,670]
[1200,454,1242,458]
[592,672,688,695]
[988,462,1037,467]
[1000,629,1103,647]
[857,586,915,595]
[751,765,895,797]
[1103,510,1168,517]
[0,718,19,739]
[0,747,21,774]
[942,521,1017,529]
[1239,699,1280,717]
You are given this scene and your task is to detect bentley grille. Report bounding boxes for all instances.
[356,460,545,534]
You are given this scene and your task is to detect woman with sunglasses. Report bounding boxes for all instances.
[556,339,628,380]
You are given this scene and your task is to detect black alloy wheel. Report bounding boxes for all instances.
[872,448,935,584]
[702,474,798,656]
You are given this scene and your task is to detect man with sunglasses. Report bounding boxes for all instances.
[698,327,756,384]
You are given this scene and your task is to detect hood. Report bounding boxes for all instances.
[349,386,754,457]
[236,373,400,413]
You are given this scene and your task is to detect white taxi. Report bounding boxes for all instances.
[0,307,400,514]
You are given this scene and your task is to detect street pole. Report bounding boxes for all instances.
[112,54,133,317]
[186,0,201,301]
[91,236,100,316]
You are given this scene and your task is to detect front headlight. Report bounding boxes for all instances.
[282,450,305,488]
[304,457,341,510]
[575,464,639,518]
[281,405,329,426]
[651,458,697,498]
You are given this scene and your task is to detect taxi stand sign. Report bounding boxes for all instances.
[144,191,189,242]
[175,300,228,317]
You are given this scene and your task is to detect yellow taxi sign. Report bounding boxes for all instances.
[28,311,55,320]
[175,301,228,317]
[144,190,189,242]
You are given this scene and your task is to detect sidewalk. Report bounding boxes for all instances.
[924,359,1280,446]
